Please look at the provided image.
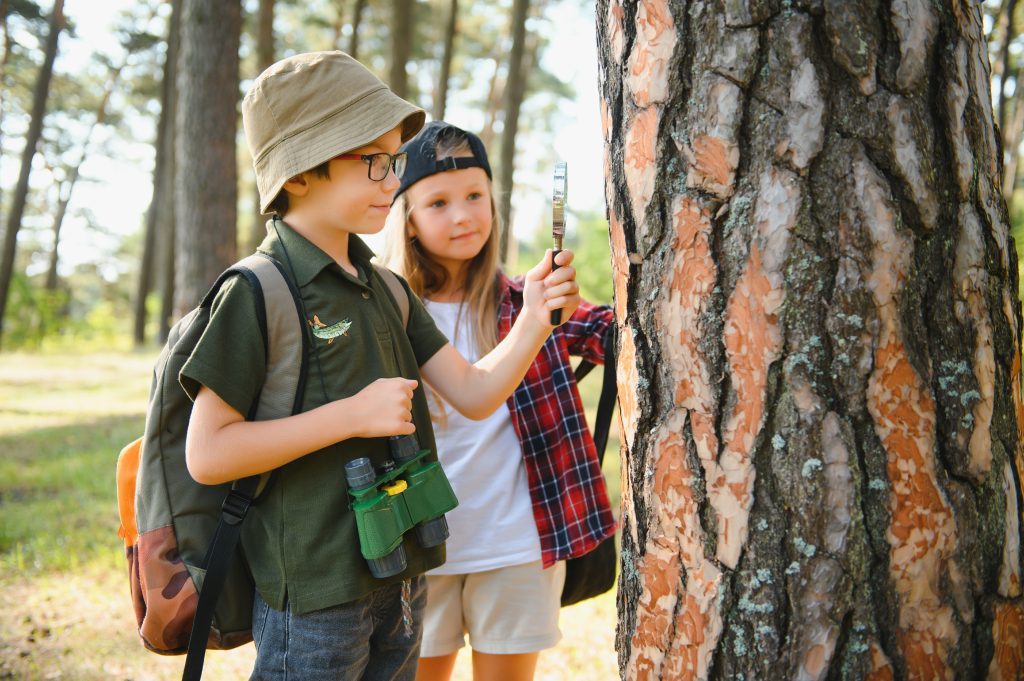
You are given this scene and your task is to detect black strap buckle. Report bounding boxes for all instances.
[221,489,253,525]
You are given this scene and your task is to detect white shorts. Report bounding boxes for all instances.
[419,560,566,657]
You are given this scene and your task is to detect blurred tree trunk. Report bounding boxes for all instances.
[0,0,64,349]
[993,0,1018,136]
[45,80,115,291]
[433,0,457,120]
[246,0,275,255]
[173,0,240,320]
[157,0,181,343]
[479,60,503,150]
[497,0,529,262]
[599,1,1024,679]
[136,0,180,345]
[0,0,11,224]
[390,0,412,98]
[1003,74,1024,206]
[332,0,345,47]
[348,0,367,60]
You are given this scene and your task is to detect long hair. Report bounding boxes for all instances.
[383,128,503,356]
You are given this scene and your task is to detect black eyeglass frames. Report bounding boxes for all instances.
[334,152,407,181]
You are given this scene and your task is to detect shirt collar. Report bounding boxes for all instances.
[259,216,377,287]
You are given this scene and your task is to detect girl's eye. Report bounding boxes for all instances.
[429,199,446,209]
[467,192,482,201]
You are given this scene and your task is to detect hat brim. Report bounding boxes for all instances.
[256,87,425,214]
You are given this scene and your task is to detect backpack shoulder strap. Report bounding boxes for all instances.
[591,325,618,462]
[373,263,410,329]
[237,253,309,419]
[182,252,306,681]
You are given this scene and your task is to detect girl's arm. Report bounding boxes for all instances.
[186,377,418,485]
[419,249,580,420]
[561,301,614,364]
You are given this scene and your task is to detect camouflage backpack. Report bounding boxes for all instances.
[116,251,410,680]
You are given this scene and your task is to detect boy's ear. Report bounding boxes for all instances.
[282,173,310,198]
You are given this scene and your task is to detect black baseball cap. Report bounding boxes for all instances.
[394,121,492,202]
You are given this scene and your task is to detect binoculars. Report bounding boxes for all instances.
[344,433,458,578]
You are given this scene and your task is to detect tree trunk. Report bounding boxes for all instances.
[173,0,240,320]
[390,0,412,99]
[156,0,181,343]
[348,0,368,60]
[48,74,118,293]
[598,2,1024,679]
[136,1,180,345]
[433,0,457,120]
[479,59,503,151]
[0,0,63,348]
[332,0,346,48]
[247,0,275,256]
[497,0,529,262]
[994,0,1018,137]
[44,168,74,292]
[1002,71,1023,210]
[0,0,12,227]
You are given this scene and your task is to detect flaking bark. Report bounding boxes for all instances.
[597,1,1024,679]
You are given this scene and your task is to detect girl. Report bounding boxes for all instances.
[383,122,616,681]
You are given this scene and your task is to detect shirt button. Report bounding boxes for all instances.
[362,291,371,299]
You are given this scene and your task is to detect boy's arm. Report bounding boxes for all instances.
[419,250,580,420]
[185,377,417,485]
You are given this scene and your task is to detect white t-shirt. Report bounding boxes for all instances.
[422,299,541,574]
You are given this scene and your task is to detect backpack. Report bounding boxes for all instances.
[116,252,410,681]
[560,324,618,607]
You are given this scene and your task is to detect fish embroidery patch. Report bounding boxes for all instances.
[308,314,352,344]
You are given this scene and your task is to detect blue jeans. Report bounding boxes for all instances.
[249,577,426,681]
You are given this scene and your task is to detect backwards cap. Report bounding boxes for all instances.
[243,51,425,214]
[394,121,492,201]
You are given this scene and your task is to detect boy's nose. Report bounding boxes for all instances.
[380,166,401,192]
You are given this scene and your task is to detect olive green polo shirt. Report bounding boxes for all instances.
[180,219,449,614]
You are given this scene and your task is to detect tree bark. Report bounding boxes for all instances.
[433,0,458,120]
[348,0,368,60]
[0,0,63,348]
[173,0,240,320]
[598,1,1024,679]
[389,0,412,99]
[497,0,530,262]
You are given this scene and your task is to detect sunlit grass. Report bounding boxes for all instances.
[0,346,620,680]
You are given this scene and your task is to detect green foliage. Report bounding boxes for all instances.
[517,208,613,305]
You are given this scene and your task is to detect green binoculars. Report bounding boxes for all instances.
[344,433,458,578]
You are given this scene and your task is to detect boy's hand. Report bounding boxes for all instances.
[348,377,418,438]
[523,249,581,329]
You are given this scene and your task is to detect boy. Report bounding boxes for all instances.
[180,51,581,681]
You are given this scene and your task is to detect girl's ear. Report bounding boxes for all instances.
[283,173,309,198]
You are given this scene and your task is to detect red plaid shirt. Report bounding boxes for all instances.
[497,274,617,567]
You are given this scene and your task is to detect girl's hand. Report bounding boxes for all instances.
[346,377,418,438]
[523,249,581,328]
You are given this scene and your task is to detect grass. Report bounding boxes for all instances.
[0,348,621,680]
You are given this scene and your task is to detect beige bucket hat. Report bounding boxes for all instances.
[243,51,426,214]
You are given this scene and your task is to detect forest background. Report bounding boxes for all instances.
[0,0,617,349]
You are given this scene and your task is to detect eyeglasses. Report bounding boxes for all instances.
[334,152,407,181]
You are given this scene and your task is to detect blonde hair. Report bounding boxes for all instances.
[383,130,503,356]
